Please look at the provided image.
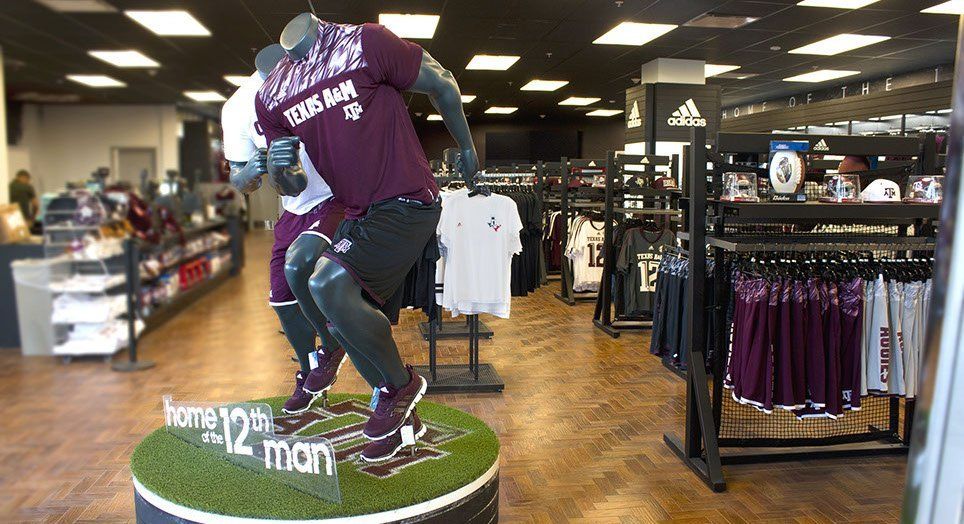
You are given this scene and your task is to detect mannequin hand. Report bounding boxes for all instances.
[267,137,308,197]
[229,150,266,194]
[456,147,480,188]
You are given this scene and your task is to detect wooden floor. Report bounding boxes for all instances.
[0,231,908,523]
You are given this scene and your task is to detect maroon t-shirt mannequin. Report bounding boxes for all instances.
[256,22,438,219]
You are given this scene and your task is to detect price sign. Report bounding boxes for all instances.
[162,396,341,503]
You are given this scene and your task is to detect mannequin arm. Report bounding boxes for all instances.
[228,150,267,194]
[408,51,479,186]
[266,137,309,197]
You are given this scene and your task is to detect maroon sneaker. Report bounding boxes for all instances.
[361,412,426,463]
[363,365,427,440]
[303,346,347,395]
[282,371,316,414]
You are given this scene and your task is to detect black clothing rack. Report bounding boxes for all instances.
[416,311,504,393]
[664,128,941,492]
[592,151,681,338]
[541,161,565,281]
[555,157,607,305]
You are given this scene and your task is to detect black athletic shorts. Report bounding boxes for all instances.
[321,196,442,305]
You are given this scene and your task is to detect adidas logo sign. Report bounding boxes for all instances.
[667,99,707,127]
[627,100,642,129]
[812,139,830,152]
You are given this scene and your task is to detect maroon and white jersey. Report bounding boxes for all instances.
[256,22,437,219]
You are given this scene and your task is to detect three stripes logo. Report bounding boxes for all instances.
[812,139,830,152]
[667,98,707,127]
[627,100,642,129]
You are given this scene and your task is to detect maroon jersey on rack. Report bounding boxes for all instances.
[256,22,438,219]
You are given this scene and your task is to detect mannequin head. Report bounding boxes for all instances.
[280,13,319,61]
[255,44,285,79]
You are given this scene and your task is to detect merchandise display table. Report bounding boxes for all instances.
[130,394,499,523]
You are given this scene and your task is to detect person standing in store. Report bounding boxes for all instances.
[9,170,38,224]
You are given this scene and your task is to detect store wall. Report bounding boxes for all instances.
[413,119,625,164]
[11,104,179,193]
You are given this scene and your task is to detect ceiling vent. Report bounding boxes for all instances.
[684,13,758,29]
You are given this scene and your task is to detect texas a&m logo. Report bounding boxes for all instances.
[274,399,469,478]
[332,238,352,253]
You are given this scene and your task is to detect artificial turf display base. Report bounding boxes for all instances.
[130,393,499,522]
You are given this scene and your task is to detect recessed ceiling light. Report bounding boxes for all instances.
[34,0,116,12]
[125,10,211,36]
[520,79,569,91]
[460,95,477,103]
[587,109,623,117]
[184,90,226,102]
[66,74,125,87]
[559,96,601,106]
[378,13,440,39]
[923,1,964,14]
[88,50,159,68]
[593,22,677,46]
[937,108,954,113]
[466,55,520,71]
[705,64,740,77]
[881,114,903,119]
[224,75,250,87]
[788,34,890,55]
[485,106,518,114]
[426,114,444,121]
[797,0,881,7]
[783,69,859,82]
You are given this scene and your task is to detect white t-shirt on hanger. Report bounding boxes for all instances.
[437,192,523,318]
[566,218,605,292]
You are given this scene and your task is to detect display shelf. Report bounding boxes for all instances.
[141,267,232,332]
[712,200,940,220]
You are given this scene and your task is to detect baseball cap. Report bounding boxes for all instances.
[652,176,679,190]
[861,178,901,203]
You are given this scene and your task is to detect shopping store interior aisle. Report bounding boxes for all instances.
[0,231,907,523]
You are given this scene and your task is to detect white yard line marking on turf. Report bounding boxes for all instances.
[132,456,499,523]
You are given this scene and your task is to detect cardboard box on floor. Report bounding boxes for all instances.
[0,204,31,244]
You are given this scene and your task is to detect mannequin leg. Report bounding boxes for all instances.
[285,234,384,388]
[309,258,409,387]
[273,304,316,373]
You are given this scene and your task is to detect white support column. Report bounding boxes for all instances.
[0,46,9,205]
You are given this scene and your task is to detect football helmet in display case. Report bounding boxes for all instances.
[820,174,862,203]
[721,172,760,202]
[904,175,943,204]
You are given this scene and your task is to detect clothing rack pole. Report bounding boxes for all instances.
[555,157,575,305]
[662,125,725,491]
[112,239,154,372]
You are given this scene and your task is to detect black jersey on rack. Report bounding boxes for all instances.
[616,228,676,317]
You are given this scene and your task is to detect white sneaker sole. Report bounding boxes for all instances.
[359,422,428,463]
[365,375,428,441]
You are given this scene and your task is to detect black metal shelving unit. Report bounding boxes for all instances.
[663,128,941,492]
[554,157,607,305]
[592,151,680,338]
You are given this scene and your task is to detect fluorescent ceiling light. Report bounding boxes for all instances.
[922,1,964,14]
[460,95,477,103]
[705,64,740,77]
[224,75,250,87]
[485,106,518,114]
[125,10,211,36]
[788,34,890,55]
[426,114,444,121]
[88,50,159,68]
[184,90,226,102]
[593,22,677,46]
[520,79,569,91]
[559,96,601,106]
[378,13,440,39]
[66,74,125,87]
[587,109,623,117]
[881,114,903,119]
[466,55,520,71]
[797,0,880,7]
[938,108,954,113]
[783,69,859,82]
[35,0,116,12]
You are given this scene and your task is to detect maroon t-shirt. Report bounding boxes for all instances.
[256,22,438,219]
